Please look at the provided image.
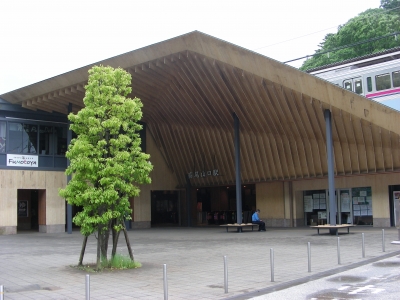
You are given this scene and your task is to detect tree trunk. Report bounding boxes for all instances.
[122,223,134,261]
[78,235,88,266]
[100,224,109,266]
[111,219,120,258]
[96,228,101,270]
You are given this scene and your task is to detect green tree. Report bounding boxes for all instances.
[300,2,400,71]
[59,65,152,270]
[380,0,400,10]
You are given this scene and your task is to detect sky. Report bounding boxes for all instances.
[0,0,384,96]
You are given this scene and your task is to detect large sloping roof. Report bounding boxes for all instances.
[1,31,399,187]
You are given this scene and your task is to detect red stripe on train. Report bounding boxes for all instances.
[366,87,400,98]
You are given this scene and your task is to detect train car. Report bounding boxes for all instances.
[307,48,400,110]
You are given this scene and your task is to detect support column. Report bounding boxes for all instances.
[67,103,73,234]
[186,175,192,227]
[233,113,242,226]
[324,109,336,231]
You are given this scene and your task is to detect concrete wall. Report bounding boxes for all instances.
[256,181,286,227]
[0,170,66,234]
[132,128,179,228]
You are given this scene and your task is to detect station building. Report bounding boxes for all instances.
[0,31,399,235]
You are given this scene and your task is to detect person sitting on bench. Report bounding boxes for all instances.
[252,209,266,231]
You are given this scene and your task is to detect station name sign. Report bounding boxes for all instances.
[188,169,219,179]
[7,154,38,167]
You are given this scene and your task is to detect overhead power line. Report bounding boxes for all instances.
[254,5,400,52]
[283,31,400,63]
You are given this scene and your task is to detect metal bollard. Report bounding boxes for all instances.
[337,237,341,265]
[270,248,274,282]
[85,274,90,300]
[0,285,4,300]
[362,233,365,258]
[223,256,228,294]
[382,229,385,252]
[307,242,311,273]
[163,264,168,300]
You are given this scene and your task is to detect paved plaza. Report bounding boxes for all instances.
[1,226,400,299]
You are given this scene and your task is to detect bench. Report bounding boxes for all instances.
[220,223,259,232]
[310,224,355,235]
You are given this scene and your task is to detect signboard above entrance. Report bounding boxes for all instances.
[7,154,38,167]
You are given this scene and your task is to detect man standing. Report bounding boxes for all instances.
[252,209,266,231]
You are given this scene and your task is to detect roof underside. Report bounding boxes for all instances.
[1,31,399,187]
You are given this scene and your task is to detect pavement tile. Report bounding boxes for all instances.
[0,227,400,299]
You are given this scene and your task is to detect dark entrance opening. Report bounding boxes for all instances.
[17,189,39,232]
[197,185,256,225]
[389,185,400,227]
[151,190,179,226]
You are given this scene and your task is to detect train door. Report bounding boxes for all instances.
[343,77,363,95]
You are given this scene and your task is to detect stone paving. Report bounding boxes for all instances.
[0,226,399,299]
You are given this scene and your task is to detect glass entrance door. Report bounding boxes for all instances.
[338,189,352,224]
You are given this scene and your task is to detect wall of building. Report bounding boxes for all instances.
[256,181,286,227]
[132,128,179,228]
[0,170,66,234]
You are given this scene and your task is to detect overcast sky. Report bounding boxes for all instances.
[0,0,381,95]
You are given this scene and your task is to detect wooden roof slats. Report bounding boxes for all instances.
[379,128,386,172]
[311,101,330,176]
[338,110,353,174]
[182,54,233,130]
[269,83,300,179]
[331,113,346,175]
[388,131,394,171]
[172,55,225,128]
[286,90,309,178]
[359,119,369,173]
[281,87,310,179]
[232,70,274,180]
[163,58,220,128]
[253,79,286,179]
[392,133,400,170]
[245,74,281,179]
[238,73,275,179]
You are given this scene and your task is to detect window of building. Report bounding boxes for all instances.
[0,119,68,169]
[367,77,373,92]
[0,121,6,153]
[55,126,67,155]
[393,71,400,88]
[303,190,327,226]
[351,187,372,225]
[375,73,391,91]
[8,123,38,154]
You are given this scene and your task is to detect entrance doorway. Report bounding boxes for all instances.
[17,189,45,232]
[151,190,179,226]
[197,185,256,225]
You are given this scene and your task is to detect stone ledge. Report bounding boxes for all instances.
[0,226,17,235]
[39,224,65,233]
[131,221,151,229]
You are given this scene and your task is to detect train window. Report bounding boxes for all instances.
[343,80,352,91]
[354,78,363,94]
[367,77,373,92]
[393,71,400,88]
[375,73,391,91]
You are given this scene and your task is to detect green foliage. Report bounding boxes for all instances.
[380,0,400,10]
[109,254,142,269]
[59,65,153,237]
[300,3,400,71]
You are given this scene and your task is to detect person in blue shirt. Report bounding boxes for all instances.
[252,209,266,231]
